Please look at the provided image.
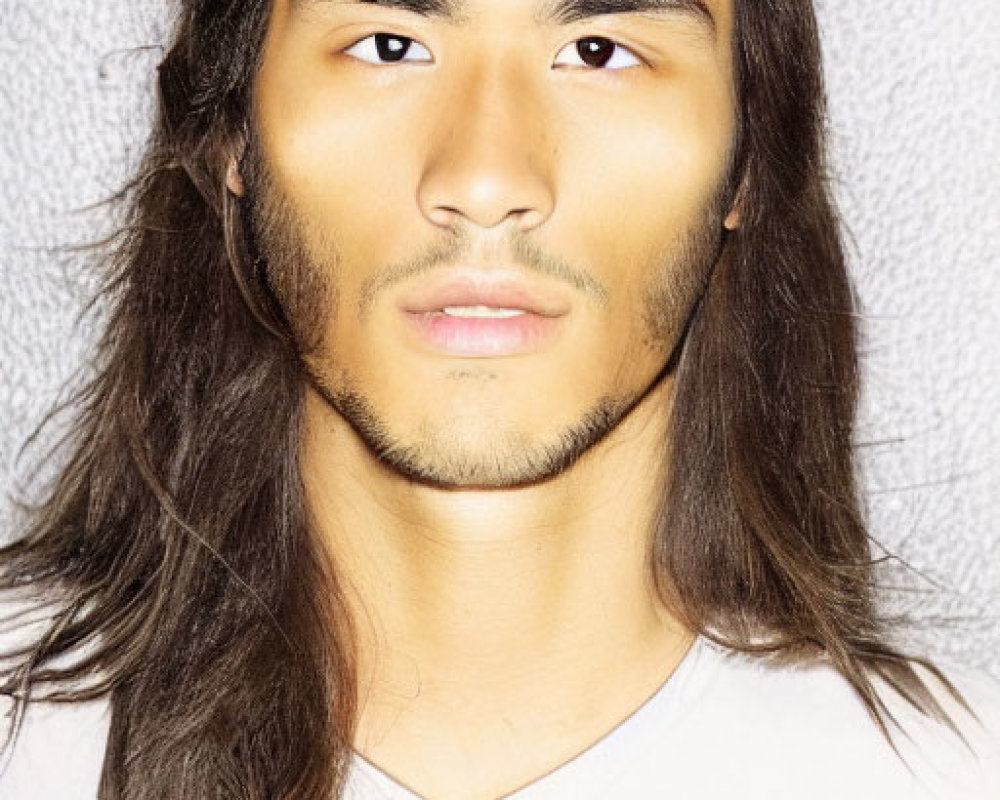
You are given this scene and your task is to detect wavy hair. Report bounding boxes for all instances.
[0,0,965,797]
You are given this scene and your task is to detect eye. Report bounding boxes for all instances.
[344,33,432,65]
[553,37,642,71]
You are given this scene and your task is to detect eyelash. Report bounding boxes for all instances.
[342,33,644,72]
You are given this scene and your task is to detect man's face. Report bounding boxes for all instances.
[248,0,737,488]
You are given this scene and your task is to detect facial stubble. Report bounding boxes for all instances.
[244,146,727,490]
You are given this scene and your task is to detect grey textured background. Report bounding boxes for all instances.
[1,2,997,672]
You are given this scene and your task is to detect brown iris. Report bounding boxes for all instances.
[374,33,411,63]
[576,37,616,68]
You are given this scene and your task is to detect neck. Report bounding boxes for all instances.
[301,375,693,798]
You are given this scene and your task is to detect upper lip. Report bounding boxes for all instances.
[398,270,572,318]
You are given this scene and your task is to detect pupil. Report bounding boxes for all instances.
[577,38,615,68]
[375,34,410,63]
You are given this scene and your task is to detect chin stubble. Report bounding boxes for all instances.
[305,367,639,489]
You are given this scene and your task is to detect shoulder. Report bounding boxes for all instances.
[883,658,1000,797]
[0,696,110,800]
[0,594,110,800]
[633,639,1000,800]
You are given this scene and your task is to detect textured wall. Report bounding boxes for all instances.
[1,1,997,672]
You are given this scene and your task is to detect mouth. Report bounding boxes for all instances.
[435,305,530,319]
[397,273,571,357]
[403,308,563,358]
[399,274,572,318]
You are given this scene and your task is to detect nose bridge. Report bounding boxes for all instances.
[417,47,555,231]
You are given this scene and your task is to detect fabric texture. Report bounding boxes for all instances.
[344,639,1000,800]
[3,637,999,800]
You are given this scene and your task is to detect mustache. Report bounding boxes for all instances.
[356,224,610,320]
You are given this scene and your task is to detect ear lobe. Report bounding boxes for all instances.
[722,172,746,231]
[226,156,245,197]
[723,181,746,230]
[224,130,248,197]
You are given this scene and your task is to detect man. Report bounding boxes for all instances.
[1,0,997,798]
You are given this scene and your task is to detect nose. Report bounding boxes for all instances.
[417,60,556,233]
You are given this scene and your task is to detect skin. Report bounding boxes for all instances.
[238,0,738,797]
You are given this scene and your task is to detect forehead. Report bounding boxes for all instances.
[290,0,719,31]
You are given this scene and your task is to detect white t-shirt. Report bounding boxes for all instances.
[2,637,998,799]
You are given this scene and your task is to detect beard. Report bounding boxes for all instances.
[242,139,728,490]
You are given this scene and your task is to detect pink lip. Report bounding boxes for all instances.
[397,271,570,357]
[398,272,572,318]
[404,311,562,357]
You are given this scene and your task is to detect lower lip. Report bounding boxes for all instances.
[403,311,563,357]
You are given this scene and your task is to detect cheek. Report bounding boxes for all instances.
[258,123,420,355]
[555,82,730,316]
[272,121,410,240]
[558,63,732,194]
[257,65,429,268]
[570,97,728,228]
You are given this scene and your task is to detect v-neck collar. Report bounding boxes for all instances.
[347,635,718,800]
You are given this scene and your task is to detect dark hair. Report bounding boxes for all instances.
[0,0,967,797]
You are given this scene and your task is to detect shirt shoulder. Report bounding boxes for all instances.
[0,595,109,800]
[618,641,1000,800]
[0,695,110,800]
[886,658,1000,797]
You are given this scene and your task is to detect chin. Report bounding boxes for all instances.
[328,379,636,489]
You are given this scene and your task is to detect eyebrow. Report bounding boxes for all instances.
[299,0,716,33]
[536,0,713,28]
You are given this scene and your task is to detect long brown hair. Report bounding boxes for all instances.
[0,0,966,797]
